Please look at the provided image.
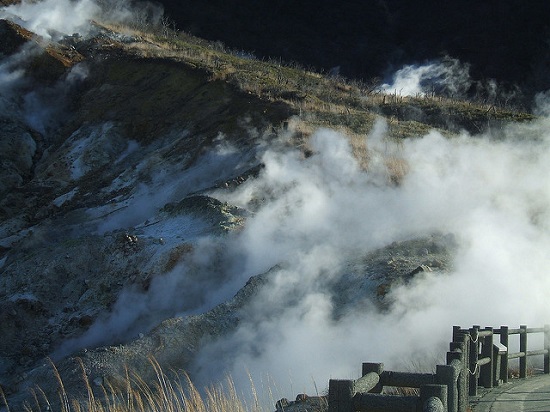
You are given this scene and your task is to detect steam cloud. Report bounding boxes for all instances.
[0,0,100,39]
[380,58,472,97]
[65,116,550,402]
[0,43,88,136]
[188,118,550,398]
[0,0,164,40]
[380,58,523,107]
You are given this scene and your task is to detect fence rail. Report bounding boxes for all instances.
[328,324,550,412]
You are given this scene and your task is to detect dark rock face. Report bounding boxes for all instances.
[331,234,455,315]
[0,19,30,54]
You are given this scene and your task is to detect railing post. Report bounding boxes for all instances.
[328,379,354,412]
[435,365,458,412]
[420,384,447,412]
[500,326,509,383]
[544,324,550,374]
[492,342,507,386]
[469,326,480,396]
[443,334,467,412]
[453,325,463,342]
[457,334,470,412]
[449,336,467,411]
[479,326,494,388]
[520,325,527,378]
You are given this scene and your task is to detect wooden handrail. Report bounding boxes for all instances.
[477,330,493,338]
[328,323,550,412]
[353,372,380,393]
[507,351,526,359]
[379,371,436,388]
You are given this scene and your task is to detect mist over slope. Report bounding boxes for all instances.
[0,0,549,409]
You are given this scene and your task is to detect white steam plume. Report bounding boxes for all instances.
[0,42,39,98]
[0,43,89,135]
[186,118,550,400]
[23,63,89,135]
[0,0,164,40]
[380,58,471,97]
[0,0,101,39]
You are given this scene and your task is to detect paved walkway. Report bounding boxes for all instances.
[471,374,550,412]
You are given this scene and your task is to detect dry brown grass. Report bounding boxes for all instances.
[2,358,262,412]
[94,21,534,143]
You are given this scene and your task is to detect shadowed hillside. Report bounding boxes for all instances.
[157,0,550,107]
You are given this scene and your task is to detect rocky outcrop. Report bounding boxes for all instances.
[0,21,293,406]
[11,273,268,407]
[276,394,328,412]
[0,119,37,196]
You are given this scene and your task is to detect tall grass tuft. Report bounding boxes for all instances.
[9,357,260,412]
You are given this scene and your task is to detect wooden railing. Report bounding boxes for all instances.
[328,324,550,412]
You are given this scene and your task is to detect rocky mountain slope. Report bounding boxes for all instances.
[1,4,549,411]
[0,18,290,405]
